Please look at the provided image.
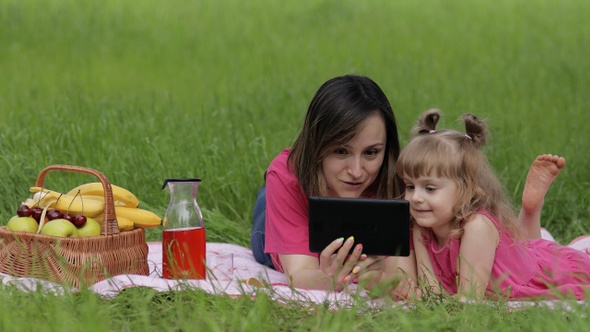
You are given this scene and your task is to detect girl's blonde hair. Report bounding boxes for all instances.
[396,109,521,239]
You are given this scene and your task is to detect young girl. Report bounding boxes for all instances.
[397,109,590,300]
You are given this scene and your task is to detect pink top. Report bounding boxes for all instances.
[423,210,590,300]
[264,148,319,272]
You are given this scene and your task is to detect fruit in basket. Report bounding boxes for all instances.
[72,214,87,227]
[76,217,101,237]
[29,187,104,217]
[40,218,79,237]
[116,216,135,231]
[31,207,44,222]
[63,213,74,222]
[66,182,140,208]
[6,215,38,233]
[113,206,162,229]
[46,208,63,221]
[17,204,33,217]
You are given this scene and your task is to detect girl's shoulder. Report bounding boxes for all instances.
[462,211,501,245]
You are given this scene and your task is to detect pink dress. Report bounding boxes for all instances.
[423,210,590,300]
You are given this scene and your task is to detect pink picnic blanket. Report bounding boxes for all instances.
[1,229,589,310]
[0,241,383,309]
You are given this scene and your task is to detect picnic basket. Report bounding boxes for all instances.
[0,164,150,288]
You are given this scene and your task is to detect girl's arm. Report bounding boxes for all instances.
[379,252,417,300]
[412,223,444,296]
[457,214,499,299]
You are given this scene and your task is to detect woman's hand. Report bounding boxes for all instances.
[318,236,363,288]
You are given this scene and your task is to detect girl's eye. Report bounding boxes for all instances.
[404,184,415,191]
[426,186,436,192]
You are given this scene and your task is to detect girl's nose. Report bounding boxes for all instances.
[409,190,423,203]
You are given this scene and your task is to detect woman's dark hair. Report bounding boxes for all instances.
[289,74,403,198]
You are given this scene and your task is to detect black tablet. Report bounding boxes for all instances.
[308,196,410,256]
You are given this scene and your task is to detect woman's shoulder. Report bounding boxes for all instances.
[266,148,300,189]
[268,148,292,172]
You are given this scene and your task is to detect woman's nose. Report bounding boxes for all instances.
[347,157,363,178]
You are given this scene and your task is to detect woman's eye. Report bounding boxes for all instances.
[334,148,348,155]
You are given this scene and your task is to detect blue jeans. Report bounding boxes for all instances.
[250,185,274,268]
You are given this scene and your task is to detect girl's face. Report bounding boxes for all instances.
[322,113,386,198]
[402,174,459,238]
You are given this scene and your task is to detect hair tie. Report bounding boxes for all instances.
[429,130,436,134]
[465,134,472,140]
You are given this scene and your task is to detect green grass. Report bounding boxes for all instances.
[1,0,590,330]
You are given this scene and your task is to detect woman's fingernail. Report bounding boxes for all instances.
[346,236,354,244]
[352,266,361,274]
[356,244,363,251]
[342,276,351,283]
[360,254,368,260]
[336,237,344,243]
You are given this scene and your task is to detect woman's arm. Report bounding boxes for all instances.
[457,214,499,299]
[280,236,361,291]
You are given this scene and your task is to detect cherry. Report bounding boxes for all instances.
[73,214,87,227]
[63,213,74,223]
[17,204,33,217]
[46,209,63,221]
[31,208,44,222]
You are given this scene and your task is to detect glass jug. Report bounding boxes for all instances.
[161,178,206,279]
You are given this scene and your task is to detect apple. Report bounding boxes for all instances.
[76,217,101,237]
[6,215,38,233]
[40,218,79,237]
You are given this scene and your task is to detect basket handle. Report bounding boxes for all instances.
[35,164,119,236]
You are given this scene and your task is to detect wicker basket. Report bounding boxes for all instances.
[0,164,149,288]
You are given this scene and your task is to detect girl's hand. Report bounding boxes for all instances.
[349,255,386,290]
[319,236,363,287]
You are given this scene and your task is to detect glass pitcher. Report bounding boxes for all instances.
[161,178,206,279]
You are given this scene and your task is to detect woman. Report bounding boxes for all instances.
[251,75,415,296]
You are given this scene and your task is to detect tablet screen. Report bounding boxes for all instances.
[308,196,410,256]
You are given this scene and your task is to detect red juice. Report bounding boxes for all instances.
[162,227,206,279]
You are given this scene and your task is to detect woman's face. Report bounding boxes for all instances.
[322,113,386,198]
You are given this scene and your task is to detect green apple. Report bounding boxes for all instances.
[6,215,38,233]
[40,218,79,237]
[77,217,101,237]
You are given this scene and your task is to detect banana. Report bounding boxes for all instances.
[76,194,129,207]
[65,182,140,208]
[29,187,104,217]
[113,206,161,229]
[93,214,135,232]
[116,216,135,231]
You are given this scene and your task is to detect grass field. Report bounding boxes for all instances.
[1,0,590,330]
